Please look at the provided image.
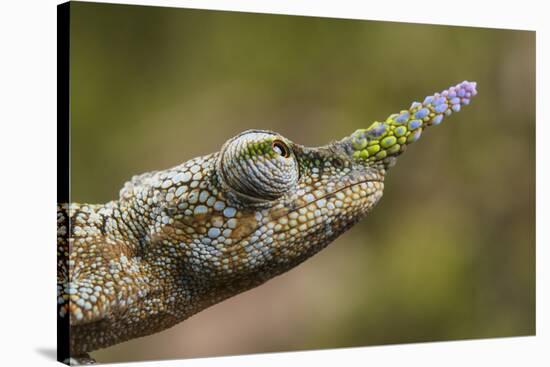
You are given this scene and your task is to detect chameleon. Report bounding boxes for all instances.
[58,81,478,364]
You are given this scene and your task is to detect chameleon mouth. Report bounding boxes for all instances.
[228,178,384,251]
[313,179,383,205]
[276,178,384,222]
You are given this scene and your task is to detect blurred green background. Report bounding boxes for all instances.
[69,2,535,363]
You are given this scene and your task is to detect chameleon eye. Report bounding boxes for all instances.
[218,130,299,201]
[272,139,290,158]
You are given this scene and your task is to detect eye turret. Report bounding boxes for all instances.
[218,130,299,201]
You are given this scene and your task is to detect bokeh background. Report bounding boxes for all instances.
[69,2,535,363]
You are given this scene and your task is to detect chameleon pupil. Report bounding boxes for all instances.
[272,140,289,158]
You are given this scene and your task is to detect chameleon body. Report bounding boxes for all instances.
[58,81,477,361]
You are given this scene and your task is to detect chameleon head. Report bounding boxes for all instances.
[137,81,477,292]
[209,129,385,283]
